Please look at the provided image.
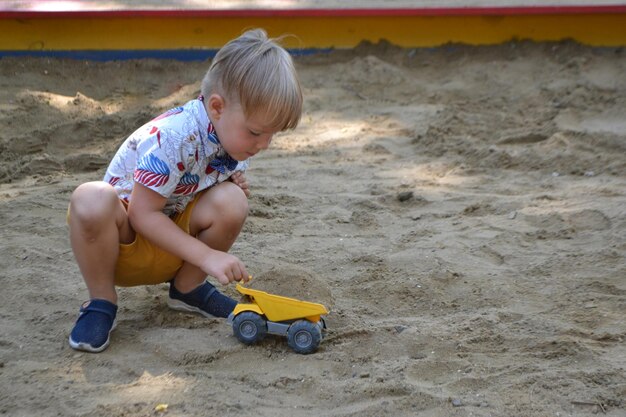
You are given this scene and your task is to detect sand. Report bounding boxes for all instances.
[0,40,625,416]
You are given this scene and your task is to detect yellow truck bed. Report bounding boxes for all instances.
[234,283,329,323]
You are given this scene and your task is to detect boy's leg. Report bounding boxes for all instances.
[69,181,134,303]
[168,181,248,317]
[68,181,133,352]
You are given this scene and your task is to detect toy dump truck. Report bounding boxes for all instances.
[227,283,329,354]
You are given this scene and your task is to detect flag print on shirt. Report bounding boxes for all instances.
[135,154,170,187]
[175,172,200,195]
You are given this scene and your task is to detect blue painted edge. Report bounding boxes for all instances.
[0,48,334,61]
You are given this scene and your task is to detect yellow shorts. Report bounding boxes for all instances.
[114,194,201,287]
[67,193,202,287]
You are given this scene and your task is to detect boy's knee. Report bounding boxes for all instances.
[214,182,249,222]
[70,182,118,224]
[198,181,248,226]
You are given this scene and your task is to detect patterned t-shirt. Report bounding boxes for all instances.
[104,98,248,216]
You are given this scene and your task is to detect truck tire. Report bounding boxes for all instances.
[287,320,321,354]
[232,312,267,345]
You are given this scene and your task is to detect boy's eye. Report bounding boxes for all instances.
[249,130,261,136]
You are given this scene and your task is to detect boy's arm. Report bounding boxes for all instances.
[127,183,248,284]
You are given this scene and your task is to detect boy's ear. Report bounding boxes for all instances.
[207,94,225,120]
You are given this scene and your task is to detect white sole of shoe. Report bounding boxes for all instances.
[68,320,117,353]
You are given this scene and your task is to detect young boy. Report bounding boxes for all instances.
[67,29,303,353]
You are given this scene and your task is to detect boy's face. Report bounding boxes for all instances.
[207,94,276,161]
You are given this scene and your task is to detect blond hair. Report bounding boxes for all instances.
[201,29,302,131]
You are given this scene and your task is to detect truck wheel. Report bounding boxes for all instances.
[232,312,267,345]
[287,320,321,354]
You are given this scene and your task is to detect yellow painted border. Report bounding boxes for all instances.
[2,13,626,51]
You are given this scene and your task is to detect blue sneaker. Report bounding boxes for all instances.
[167,281,237,318]
[69,299,117,353]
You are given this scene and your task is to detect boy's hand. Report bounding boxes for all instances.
[230,171,250,197]
[202,250,248,285]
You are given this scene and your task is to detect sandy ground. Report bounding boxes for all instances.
[0,40,625,416]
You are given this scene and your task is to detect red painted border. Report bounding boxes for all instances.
[1,6,626,19]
